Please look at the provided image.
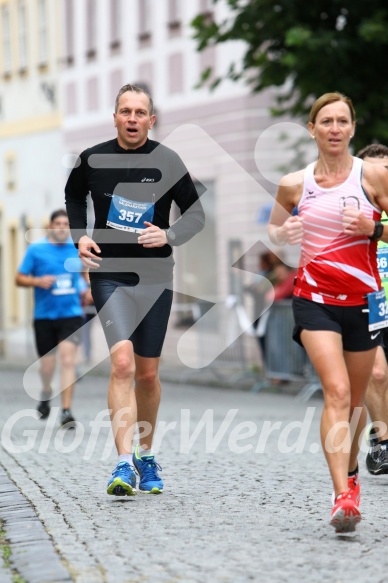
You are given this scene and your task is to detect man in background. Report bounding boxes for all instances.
[16,209,86,427]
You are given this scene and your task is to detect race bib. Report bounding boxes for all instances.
[106,194,154,234]
[377,246,388,281]
[51,274,76,296]
[367,289,388,331]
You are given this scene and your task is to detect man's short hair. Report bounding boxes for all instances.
[114,84,154,115]
[357,143,388,159]
[50,209,68,223]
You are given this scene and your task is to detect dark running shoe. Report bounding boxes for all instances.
[37,400,51,419]
[366,424,379,448]
[60,409,76,429]
[366,445,388,475]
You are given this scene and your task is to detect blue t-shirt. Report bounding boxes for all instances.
[18,237,85,320]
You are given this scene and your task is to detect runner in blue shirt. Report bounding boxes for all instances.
[16,209,86,427]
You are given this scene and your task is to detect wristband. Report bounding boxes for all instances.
[368,221,384,241]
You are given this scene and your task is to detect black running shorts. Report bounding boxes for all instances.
[292,296,382,352]
[34,317,83,357]
[90,278,173,357]
[381,328,388,361]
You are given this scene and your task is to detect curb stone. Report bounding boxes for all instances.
[0,465,72,583]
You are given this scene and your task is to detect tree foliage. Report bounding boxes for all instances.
[192,0,388,151]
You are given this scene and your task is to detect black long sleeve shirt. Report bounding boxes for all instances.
[65,138,205,284]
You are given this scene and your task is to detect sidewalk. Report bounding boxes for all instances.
[0,366,388,582]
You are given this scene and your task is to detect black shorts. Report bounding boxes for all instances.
[34,317,83,357]
[292,297,382,352]
[381,327,388,361]
[90,278,173,357]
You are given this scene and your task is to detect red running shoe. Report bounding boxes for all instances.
[330,491,361,533]
[347,473,360,507]
[331,474,360,507]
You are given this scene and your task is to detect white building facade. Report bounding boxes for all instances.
[0,0,63,354]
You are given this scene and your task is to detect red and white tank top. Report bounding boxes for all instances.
[294,156,382,305]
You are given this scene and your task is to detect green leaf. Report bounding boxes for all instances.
[285,27,312,47]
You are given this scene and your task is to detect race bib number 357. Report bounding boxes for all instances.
[106,194,154,234]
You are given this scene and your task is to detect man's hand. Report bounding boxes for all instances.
[78,235,102,268]
[342,207,374,237]
[138,222,168,248]
[35,275,57,289]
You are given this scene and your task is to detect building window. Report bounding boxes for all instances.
[109,69,123,108]
[37,0,48,67]
[138,0,152,47]
[18,0,28,73]
[64,0,74,65]
[2,5,12,77]
[136,62,153,96]
[65,82,77,115]
[199,0,213,24]
[199,0,212,12]
[86,0,97,60]
[168,53,183,94]
[5,154,17,192]
[110,0,121,52]
[167,0,181,37]
[199,45,216,87]
[87,77,99,111]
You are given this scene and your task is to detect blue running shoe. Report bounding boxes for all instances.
[107,461,137,496]
[132,445,163,494]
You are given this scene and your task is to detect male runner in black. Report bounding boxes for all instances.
[65,84,204,495]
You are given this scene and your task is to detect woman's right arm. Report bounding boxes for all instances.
[268,171,304,246]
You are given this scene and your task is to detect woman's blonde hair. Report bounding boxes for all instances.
[309,92,356,125]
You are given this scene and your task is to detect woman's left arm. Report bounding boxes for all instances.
[343,163,388,242]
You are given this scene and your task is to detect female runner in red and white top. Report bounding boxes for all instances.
[268,92,388,533]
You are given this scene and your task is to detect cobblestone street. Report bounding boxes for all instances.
[0,366,387,583]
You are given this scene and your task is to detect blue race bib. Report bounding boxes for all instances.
[106,194,154,234]
[367,289,388,331]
